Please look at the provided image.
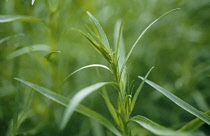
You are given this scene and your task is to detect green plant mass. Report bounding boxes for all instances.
[0,0,210,136]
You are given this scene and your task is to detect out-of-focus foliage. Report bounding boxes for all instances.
[0,0,209,136]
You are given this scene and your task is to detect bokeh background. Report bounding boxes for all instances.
[0,0,210,136]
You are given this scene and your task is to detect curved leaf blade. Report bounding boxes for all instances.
[178,111,210,132]
[78,29,110,61]
[61,64,111,87]
[138,76,210,126]
[101,93,120,125]
[130,67,154,113]
[86,11,110,50]
[14,78,121,136]
[121,8,180,74]
[61,82,117,130]
[0,34,24,45]
[130,115,190,136]
[0,15,43,23]
[7,45,51,60]
[114,20,125,69]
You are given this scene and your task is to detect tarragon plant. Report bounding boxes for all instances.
[14,9,210,136]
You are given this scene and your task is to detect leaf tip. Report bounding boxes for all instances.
[138,76,144,80]
[14,77,19,81]
[32,0,35,5]
[86,11,91,15]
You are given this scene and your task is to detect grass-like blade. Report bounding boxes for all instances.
[114,20,127,87]
[61,64,111,87]
[78,29,111,61]
[14,78,122,136]
[61,82,117,130]
[138,76,210,126]
[130,67,154,114]
[86,11,110,50]
[130,115,190,136]
[178,111,210,132]
[121,8,180,75]
[101,93,120,125]
[78,30,102,52]
[7,45,51,60]
[114,20,125,69]
[0,34,24,45]
[0,15,43,23]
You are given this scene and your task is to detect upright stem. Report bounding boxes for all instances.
[110,56,131,136]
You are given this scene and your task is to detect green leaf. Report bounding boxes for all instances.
[78,30,102,52]
[78,29,111,62]
[61,82,117,130]
[86,11,110,50]
[101,93,120,125]
[14,78,122,136]
[44,51,61,62]
[114,20,127,88]
[7,45,51,60]
[130,67,154,114]
[130,115,190,136]
[0,15,43,23]
[61,64,111,87]
[138,76,210,126]
[121,8,180,74]
[114,20,125,69]
[0,34,24,45]
[178,111,210,132]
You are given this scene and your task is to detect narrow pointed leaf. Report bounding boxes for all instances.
[138,76,210,125]
[86,11,110,49]
[130,67,154,113]
[101,93,120,125]
[178,111,210,132]
[7,45,51,60]
[14,78,121,136]
[0,15,43,23]
[78,30,106,57]
[77,29,111,63]
[61,82,117,130]
[130,115,190,136]
[114,20,125,69]
[114,20,127,87]
[121,8,180,74]
[0,34,24,45]
[61,64,111,87]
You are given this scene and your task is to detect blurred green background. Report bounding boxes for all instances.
[0,0,210,135]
